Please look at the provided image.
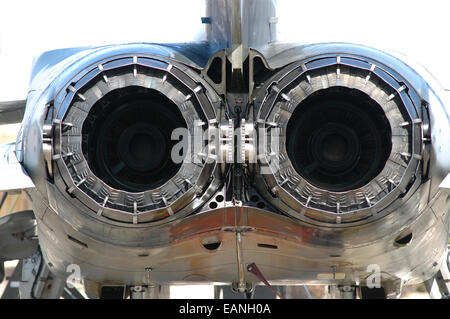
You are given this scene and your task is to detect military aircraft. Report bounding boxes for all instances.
[0,0,449,299]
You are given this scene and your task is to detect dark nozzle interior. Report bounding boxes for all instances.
[286,87,392,192]
[82,86,187,192]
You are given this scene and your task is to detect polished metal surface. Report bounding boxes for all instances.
[205,0,277,49]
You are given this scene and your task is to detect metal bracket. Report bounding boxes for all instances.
[222,225,254,294]
[42,101,55,180]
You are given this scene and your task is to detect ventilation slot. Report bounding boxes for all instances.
[67,235,88,248]
[257,243,278,249]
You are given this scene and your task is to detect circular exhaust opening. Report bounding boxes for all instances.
[82,86,187,192]
[57,55,220,224]
[286,87,392,192]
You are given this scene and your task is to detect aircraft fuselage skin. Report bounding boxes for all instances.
[17,41,450,297]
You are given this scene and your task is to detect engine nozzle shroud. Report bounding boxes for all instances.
[52,54,220,225]
[255,54,424,225]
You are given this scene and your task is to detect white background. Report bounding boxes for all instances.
[1,0,450,101]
